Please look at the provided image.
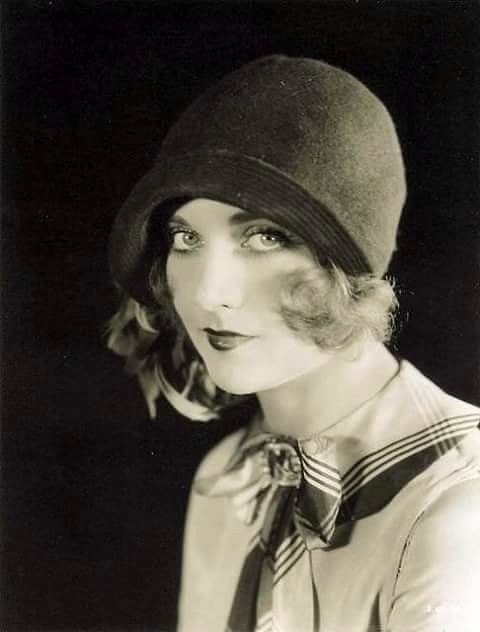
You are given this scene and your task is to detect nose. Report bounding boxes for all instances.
[194,248,245,311]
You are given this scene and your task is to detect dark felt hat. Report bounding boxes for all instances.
[109,55,406,305]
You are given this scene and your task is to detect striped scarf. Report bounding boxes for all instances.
[195,432,341,631]
[195,410,480,632]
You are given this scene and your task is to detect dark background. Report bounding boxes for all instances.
[2,1,480,630]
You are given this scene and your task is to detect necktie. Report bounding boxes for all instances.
[195,432,342,632]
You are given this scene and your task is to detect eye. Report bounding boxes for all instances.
[168,228,202,252]
[242,228,289,252]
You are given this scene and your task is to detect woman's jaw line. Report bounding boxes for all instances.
[256,341,399,439]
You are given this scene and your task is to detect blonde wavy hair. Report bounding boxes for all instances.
[106,254,398,422]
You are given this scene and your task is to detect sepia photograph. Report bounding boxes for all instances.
[2,1,480,631]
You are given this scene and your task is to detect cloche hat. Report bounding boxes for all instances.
[109,55,406,305]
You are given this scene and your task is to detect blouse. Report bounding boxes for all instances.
[177,360,480,632]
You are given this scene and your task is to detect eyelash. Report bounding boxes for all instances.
[166,224,298,256]
[166,227,202,255]
[242,226,294,253]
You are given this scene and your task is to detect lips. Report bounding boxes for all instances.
[203,328,254,351]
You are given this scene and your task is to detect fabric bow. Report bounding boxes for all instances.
[195,432,342,632]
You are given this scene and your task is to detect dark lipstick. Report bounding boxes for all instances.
[204,328,254,351]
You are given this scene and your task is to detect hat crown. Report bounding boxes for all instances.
[158,55,406,271]
[161,56,392,168]
[109,56,406,304]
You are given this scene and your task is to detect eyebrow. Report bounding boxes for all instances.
[168,215,189,226]
[228,210,264,225]
[169,209,269,227]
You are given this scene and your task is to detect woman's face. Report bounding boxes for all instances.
[165,198,335,395]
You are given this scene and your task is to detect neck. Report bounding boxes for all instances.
[256,341,399,439]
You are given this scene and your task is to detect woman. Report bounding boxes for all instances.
[107,56,480,632]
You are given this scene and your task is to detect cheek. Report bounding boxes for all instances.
[165,255,178,294]
[165,257,193,320]
[259,264,325,323]
[166,256,194,296]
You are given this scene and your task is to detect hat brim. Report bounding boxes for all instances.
[108,150,371,305]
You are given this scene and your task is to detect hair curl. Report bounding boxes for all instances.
[107,252,398,421]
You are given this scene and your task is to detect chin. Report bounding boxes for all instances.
[205,364,268,396]
[209,374,259,396]
[205,361,293,396]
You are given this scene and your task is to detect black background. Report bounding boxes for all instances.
[2,1,480,630]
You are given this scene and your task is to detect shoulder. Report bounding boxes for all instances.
[414,467,480,541]
[396,436,480,572]
[388,458,480,631]
[400,429,480,542]
[400,360,480,420]
[416,429,480,531]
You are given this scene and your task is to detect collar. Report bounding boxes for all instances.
[197,360,479,544]
[288,360,478,522]
[294,360,479,521]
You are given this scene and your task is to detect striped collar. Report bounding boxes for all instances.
[249,360,480,526]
